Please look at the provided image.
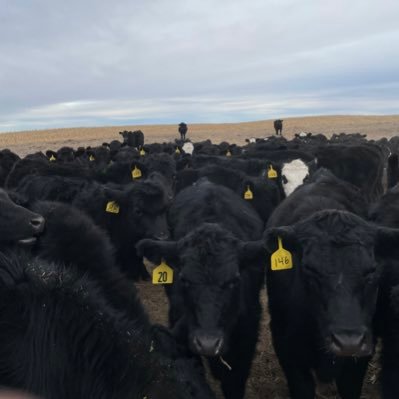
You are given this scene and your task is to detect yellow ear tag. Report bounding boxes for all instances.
[271,237,293,271]
[105,201,120,214]
[131,165,142,179]
[268,165,278,179]
[226,150,232,157]
[140,149,146,156]
[175,148,181,154]
[244,186,253,200]
[49,155,56,162]
[152,260,174,284]
[89,155,95,161]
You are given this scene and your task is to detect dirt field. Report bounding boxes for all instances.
[1,115,395,398]
[1,114,399,157]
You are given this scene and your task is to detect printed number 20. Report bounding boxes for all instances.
[158,271,168,283]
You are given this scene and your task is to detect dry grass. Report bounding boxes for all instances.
[1,115,399,157]
[2,114,392,398]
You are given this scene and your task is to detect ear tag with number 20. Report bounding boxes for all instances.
[152,260,174,284]
[271,237,293,271]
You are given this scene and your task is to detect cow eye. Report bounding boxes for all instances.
[134,208,143,217]
[179,276,190,288]
[364,268,377,282]
[222,275,240,289]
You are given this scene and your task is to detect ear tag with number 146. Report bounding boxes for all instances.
[152,260,174,284]
[271,237,293,271]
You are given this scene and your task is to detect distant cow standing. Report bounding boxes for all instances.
[178,122,188,141]
[274,119,283,135]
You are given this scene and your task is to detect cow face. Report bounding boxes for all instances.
[126,180,170,241]
[0,189,45,244]
[281,159,309,197]
[265,210,393,358]
[137,223,264,357]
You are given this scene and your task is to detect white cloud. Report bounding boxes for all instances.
[0,0,398,132]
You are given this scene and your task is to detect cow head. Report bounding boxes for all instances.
[265,210,397,358]
[0,189,45,245]
[137,223,264,357]
[125,179,170,241]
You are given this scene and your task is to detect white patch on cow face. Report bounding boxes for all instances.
[182,142,194,155]
[281,159,309,197]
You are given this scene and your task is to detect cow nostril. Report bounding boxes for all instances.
[30,216,45,233]
[193,336,203,352]
[155,232,169,241]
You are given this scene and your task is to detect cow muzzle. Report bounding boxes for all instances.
[329,328,372,357]
[190,331,225,357]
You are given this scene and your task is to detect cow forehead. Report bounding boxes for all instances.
[180,262,239,285]
[302,242,375,272]
[180,244,240,283]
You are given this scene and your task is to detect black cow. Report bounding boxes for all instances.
[14,176,169,279]
[176,164,281,224]
[0,189,44,248]
[264,169,397,399]
[387,153,399,189]
[0,149,20,187]
[274,119,283,135]
[0,251,215,399]
[137,180,265,399]
[178,122,188,141]
[119,130,145,148]
[315,144,384,202]
[366,185,399,398]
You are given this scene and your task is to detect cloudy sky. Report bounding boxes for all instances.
[1,0,398,132]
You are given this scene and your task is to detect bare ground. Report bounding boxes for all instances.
[2,115,395,398]
[1,114,399,157]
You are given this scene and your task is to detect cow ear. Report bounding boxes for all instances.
[46,150,56,158]
[136,239,178,265]
[374,226,399,257]
[263,226,298,253]
[237,240,265,261]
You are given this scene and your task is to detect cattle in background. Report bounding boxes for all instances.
[119,130,145,148]
[137,180,265,399]
[0,251,215,399]
[315,144,384,202]
[274,119,283,135]
[264,168,394,399]
[387,153,399,189]
[176,165,281,224]
[0,149,20,187]
[182,141,194,155]
[178,122,188,141]
[281,158,310,196]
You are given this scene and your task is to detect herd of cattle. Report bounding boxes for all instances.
[2,129,399,398]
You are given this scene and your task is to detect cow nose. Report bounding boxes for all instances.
[30,216,45,234]
[192,334,224,357]
[154,231,169,241]
[330,329,370,357]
